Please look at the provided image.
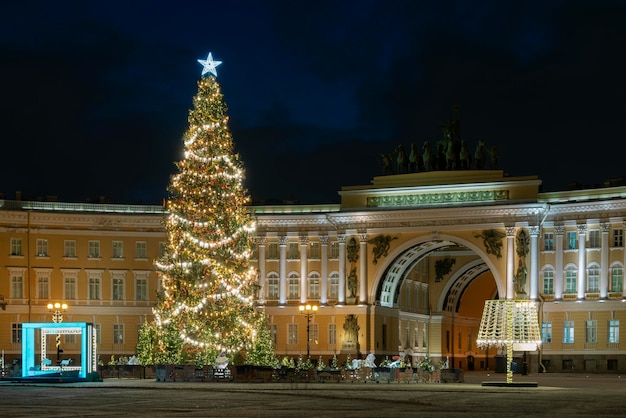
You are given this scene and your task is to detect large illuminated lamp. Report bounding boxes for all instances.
[476,299,542,386]
[299,304,318,358]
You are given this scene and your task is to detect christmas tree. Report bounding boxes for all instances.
[138,52,274,366]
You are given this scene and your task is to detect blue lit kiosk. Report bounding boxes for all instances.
[21,322,97,382]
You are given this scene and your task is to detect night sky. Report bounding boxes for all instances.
[2,1,626,205]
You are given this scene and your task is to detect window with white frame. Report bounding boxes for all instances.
[12,323,22,343]
[136,277,148,301]
[611,266,623,292]
[135,241,147,259]
[36,239,48,257]
[588,230,600,249]
[563,321,574,343]
[613,229,623,248]
[64,276,77,300]
[267,243,279,259]
[89,276,101,300]
[329,273,339,299]
[37,276,49,299]
[585,320,597,343]
[308,273,320,299]
[565,268,577,294]
[542,269,554,295]
[64,240,76,258]
[288,274,299,299]
[609,320,620,343]
[543,232,554,251]
[422,325,427,349]
[308,242,320,259]
[11,273,23,299]
[309,323,319,347]
[566,231,577,250]
[587,265,600,292]
[158,242,166,257]
[542,322,552,343]
[112,275,124,300]
[267,273,279,300]
[10,238,22,256]
[329,242,339,259]
[288,323,298,345]
[288,242,299,259]
[328,323,336,345]
[112,241,124,258]
[113,323,124,344]
[88,241,100,258]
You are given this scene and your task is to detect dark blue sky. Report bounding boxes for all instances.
[2,1,626,205]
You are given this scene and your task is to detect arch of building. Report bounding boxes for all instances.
[371,233,504,309]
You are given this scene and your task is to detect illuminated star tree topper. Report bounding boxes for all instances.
[197,52,222,76]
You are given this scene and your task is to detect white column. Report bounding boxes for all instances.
[529,226,540,300]
[319,235,329,305]
[278,235,288,305]
[577,224,587,300]
[300,235,308,304]
[506,226,516,300]
[554,226,564,300]
[359,233,368,305]
[338,234,346,304]
[600,223,610,299]
[256,236,267,303]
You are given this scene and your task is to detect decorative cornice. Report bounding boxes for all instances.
[366,189,509,208]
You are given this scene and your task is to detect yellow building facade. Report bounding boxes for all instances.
[1,169,625,373]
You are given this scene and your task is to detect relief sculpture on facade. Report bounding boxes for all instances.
[474,229,506,259]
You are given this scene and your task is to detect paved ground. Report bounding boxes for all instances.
[0,372,624,417]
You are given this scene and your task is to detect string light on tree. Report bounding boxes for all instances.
[137,52,275,367]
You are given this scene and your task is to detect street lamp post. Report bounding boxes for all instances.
[47,302,68,362]
[299,304,318,359]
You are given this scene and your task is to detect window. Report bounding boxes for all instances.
[267,243,279,259]
[563,321,574,344]
[585,320,597,343]
[112,241,124,258]
[64,277,76,300]
[11,274,23,299]
[542,322,552,343]
[542,269,554,295]
[135,242,147,259]
[88,241,100,258]
[609,320,620,343]
[308,242,320,259]
[308,273,320,299]
[288,243,299,259]
[329,242,339,259]
[565,269,577,294]
[566,231,577,250]
[136,278,148,301]
[288,323,298,345]
[89,277,101,300]
[587,266,600,293]
[158,242,166,257]
[36,239,48,257]
[267,273,279,300]
[588,230,600,249]
[270,324,277,346]
[543,233,554,251]
[613,229,623,248]
[65,334,76,345]
[329,273,339,299]
[64,240,76,258]
[12,323,22,344]
[611,267,623,292]
[310,323,319,347]
[10,238,22,256]
[328,323,336,345]
[288,274,299,299]
[37,276,49,299]
[422,325,427,349]
[112,277,124,300]
[113,324,124,344]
